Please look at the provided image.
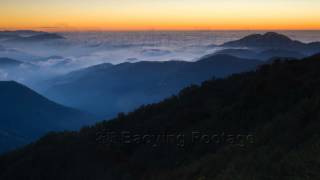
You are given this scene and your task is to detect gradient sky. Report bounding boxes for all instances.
[1,0,320,31]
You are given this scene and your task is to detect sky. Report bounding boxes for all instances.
[0,0,320,31]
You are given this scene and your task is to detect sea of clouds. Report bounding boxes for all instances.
[0,30,319,85]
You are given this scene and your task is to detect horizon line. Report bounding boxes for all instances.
[1,28,320,33]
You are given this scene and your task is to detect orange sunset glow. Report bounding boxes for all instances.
[1,0,320,31]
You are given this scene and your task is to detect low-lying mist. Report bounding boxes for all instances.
[1,30,319,86]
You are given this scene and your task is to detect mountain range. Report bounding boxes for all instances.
[1,54,320,179]
[0,81,94,153]
[1,31,319,154]
[42,54,262,118]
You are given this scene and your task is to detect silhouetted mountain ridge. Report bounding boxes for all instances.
[223,32,304,48]
[217,32,320,59]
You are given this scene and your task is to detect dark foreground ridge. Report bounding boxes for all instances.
[1,55,320,179]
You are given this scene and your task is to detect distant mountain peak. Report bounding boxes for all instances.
[259,32,292,42]
[220,32,320,56]
[242,32,291,40]
[264,32,290,38]
[222,32,301,48]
